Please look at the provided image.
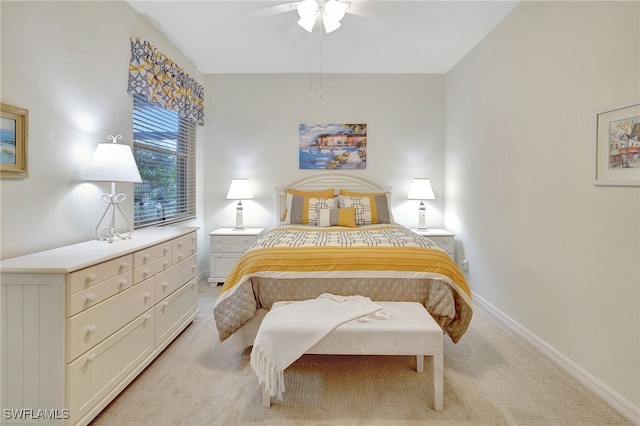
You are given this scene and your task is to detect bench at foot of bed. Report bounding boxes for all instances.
[261,301,444,411]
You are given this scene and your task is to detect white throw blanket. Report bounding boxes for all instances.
[250,294,382,400]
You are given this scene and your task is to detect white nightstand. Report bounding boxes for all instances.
[411,228,456,258]
[208,227,265,284]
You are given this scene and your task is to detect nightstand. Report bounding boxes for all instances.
[411,228,456,258]
[208,227,265,284]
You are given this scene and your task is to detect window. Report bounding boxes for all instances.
[132,94,196,227]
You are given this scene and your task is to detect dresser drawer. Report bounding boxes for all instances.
[155,280,197,347]
[68,271,133,317]
[211,243,252,253]
[172,231,197,252]
[133,254,172,284]
[210,234,259,245]
[429,236,454,255]
[68,254,132,295]
[133,242,171,268]
[66,278,155,362]
[172,242,197,265]
[155,254,198,301]
[67,310,154,422]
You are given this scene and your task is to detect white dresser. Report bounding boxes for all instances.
[0,226,198,425]
[208,227,264,284]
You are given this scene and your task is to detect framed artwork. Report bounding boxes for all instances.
[594,99,640,186]
[1,103,29,178]
[299,123,367,170]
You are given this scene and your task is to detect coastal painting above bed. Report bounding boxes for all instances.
[299,123,366,170]
[213,172,473,348]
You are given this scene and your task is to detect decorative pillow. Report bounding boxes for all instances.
[317,208,356,228]
[283,188,336,224]
[287,194,337,225]
[285,188,335,197]
[338,190,393,225]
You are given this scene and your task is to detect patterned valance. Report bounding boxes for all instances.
[127,37,205,126]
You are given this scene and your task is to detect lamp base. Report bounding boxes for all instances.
[234,201,245,230]
[95,192,134,243]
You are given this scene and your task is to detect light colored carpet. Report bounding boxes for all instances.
[90,281,632,425]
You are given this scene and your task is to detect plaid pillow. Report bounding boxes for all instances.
[287,194,337,225]
[338,194,391,225]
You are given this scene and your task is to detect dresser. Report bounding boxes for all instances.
[410,228,456,258]
[208,227,264,284]
[0,226,198,425]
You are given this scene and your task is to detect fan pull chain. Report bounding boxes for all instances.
[319,27,323,99]
[308,31,313,100]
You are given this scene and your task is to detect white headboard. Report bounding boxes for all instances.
[275,171,392,220]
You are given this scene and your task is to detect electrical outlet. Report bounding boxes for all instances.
[462,259,469,272]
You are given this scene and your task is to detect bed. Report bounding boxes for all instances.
[213,172,472,347]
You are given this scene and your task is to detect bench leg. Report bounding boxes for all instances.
[416,355,424,373]
[430,354,443,411]
[262,385,271,408]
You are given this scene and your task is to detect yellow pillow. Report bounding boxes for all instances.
[317,207,356,227]
[286,188,335,197]
[338,189,392,224]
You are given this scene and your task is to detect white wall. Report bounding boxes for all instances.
[0,1,206,267]
[203,73,446,235]
[445,0,639,411]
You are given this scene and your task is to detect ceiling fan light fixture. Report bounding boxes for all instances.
[297,15,316,32]
[323,17,341,33]
[297,0,318,19]
[324,0,346,22]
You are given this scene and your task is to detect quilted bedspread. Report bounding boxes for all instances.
[213,224,473,343]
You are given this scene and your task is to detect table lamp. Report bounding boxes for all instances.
[85,135,142,242]
[407,178,435,230]
[226,178,253,230]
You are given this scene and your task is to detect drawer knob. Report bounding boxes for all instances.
[163,282,169,289]
[144,292,152,299]
[216,238,222,243]
[87,353,97,363]
[191,264,196,271]
[244,238,249,243]
[163,260,170,268]
[120,261,128,270]
[120,279,129,288]
[144,269,150,276]
[164,246,170,254]
[87,325,97,334]
[163,301,169,308]
[144,314,151,321]
[178,242,183,248]
[88,274,96,283]
[87,294,96,303]
[178,253,184,260]
[144,253,151,261]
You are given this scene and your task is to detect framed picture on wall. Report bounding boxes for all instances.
[594,98,640,186]
[299,123,367,170]
[1,103,29,178]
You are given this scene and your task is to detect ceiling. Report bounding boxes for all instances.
[127,0,520,74]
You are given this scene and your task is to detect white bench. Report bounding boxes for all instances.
[261,301,444,411]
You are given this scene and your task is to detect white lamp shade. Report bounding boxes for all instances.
[407,178,435,200]
[85,143,142,183]
[226,178,254,200]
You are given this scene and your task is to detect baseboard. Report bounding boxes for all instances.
[473,293,640,425]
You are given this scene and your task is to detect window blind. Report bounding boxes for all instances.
[132,94,196,227]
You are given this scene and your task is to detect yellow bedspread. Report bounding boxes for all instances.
[214,224,472,343]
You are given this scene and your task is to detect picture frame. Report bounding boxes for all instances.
[299,123,367,170]
[1,103,29,178]
[593,98,640,186]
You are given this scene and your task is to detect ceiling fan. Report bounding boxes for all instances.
[243,0,375,34]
